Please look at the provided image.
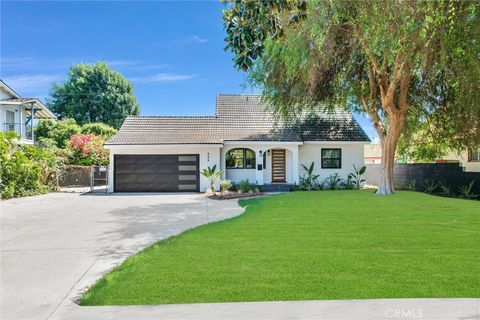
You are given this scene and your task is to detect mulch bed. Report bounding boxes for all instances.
[208,192,264,200]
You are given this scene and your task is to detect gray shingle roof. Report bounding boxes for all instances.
[105,94,370,145]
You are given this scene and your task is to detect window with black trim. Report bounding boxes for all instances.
[321,148,341,169]
[469,148,480,162]
[226,148,256,169]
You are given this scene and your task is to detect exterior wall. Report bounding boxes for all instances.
[106,145,222,192]
[443,149,480,172]
[298,142,366,182]
[0,104,28,140]
[222,143,300,185]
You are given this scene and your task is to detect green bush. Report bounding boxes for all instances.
[81,122,117,139]
[1,132,60,199]
[35,119,117,147]
[220,179,233,192]
[236,179,257,193]
[35,119,81,148]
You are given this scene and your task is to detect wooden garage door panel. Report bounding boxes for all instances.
[114,154,199,192]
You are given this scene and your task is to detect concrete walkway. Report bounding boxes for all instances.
[53,298,479,320]
[0,192,244,320]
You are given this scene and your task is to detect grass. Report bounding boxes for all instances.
[81,191,480,305]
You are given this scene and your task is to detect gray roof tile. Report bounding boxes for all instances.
[106,94,370,145]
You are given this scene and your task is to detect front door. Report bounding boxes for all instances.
[271,149,286,183]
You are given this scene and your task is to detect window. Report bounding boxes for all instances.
[469,148,480,162]
[321,148,341,169]
[226,148,256,169]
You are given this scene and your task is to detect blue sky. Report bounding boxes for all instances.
[1,0,375,137]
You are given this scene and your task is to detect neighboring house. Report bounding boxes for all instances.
[364,143,382,164]
[105,94,370,192]
[0,80,56,144]
[438,148,480,172]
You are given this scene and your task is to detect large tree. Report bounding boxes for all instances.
[48,62,140,129]
[223,0,480,195]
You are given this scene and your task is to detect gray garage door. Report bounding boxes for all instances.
[114,154,199,192]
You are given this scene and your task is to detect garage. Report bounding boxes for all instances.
[114,154,199,192]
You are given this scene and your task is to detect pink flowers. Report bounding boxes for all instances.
[70,134,93,156]
[65,133,109,165]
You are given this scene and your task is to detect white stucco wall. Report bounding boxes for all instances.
[298,142,366,183]
[444,149,480,172]
[106,145,222,192]
[222,142,301,185]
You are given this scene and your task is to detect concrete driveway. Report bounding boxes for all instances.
[0,192,244,320]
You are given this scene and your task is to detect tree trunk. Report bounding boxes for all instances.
[376,113,405,195]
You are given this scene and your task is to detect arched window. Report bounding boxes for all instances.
[226,148,256,169]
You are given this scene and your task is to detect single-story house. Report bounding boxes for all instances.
[105,94,370,192]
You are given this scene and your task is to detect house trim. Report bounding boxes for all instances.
[304,141,369,145]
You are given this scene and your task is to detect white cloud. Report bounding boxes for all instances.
[154,35,209,48]
[130,73,197,83]
[188,35,209,44]
[1,74,63,96]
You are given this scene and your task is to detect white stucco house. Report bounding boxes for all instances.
[0,80,56,144]
[105,94,370,192]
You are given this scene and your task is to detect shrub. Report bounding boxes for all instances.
[1,132,60,199]
[63,134,109,166]
[299,162,320,190]
[422,179,438,194]
[220,179,233,192]
[342,176,355,189]
[35,119,117,147]
[438,180,453,197]
[236,179,256,193]
[35,119,81,148]
[323,173,343,190]
[458,181,477,199]
[347,164,366,189]
[81,122,117,139]
[407,179,416,191]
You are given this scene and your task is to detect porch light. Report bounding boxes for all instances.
[207,152,210,161]
[259,150,263,156]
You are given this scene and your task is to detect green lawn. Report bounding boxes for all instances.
[81,191,480,305]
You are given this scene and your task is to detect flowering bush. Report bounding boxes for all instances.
[63,133,109,166]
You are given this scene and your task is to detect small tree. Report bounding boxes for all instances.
[201,165,223,192]
[48,62,140,128]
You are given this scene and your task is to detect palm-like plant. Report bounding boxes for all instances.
[201,165,223,192]
[300,162,320,190]
[348,164,366,189]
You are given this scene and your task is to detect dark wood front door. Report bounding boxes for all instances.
[271,149,286,183]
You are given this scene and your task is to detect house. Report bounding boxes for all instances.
[364,143,382,164]
[0,80,56,144]
[437,148,480,172]
[105,94,370,192]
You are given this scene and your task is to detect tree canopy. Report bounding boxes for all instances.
[48,62,140,129]
[224,0,480,194]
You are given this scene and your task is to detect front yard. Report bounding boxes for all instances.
[81,191,480,305]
